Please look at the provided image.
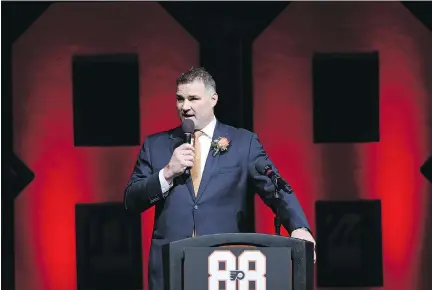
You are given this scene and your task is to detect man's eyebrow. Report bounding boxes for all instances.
[176,94,199,98]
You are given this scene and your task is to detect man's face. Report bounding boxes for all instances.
[176,79,218,130]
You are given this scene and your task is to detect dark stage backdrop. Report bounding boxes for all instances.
[8,2,432,290]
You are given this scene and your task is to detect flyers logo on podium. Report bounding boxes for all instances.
[208,250,267,290]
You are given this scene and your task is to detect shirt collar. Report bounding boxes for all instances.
[200,116,217,139]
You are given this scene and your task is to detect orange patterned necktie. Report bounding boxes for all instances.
[191,130,203,196]
[191,131,203,237]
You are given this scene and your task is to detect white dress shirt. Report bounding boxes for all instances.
[159,117,217,193]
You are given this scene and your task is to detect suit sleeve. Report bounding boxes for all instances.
[247,133,311,235]
[124,137,170,213]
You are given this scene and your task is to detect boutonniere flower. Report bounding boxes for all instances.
[211,136,231,156]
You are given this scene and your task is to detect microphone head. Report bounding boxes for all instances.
[255,158,272,175]
[181,119,195,134]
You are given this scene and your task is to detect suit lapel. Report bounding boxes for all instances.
[195,121,229,203]
[169,127,195,200]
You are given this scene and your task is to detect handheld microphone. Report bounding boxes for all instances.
[181,119,195,175]
[255,158,293,194]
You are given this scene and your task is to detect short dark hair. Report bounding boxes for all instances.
[176,67,216,93]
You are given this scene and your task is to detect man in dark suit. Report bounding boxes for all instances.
[124,67,315,290]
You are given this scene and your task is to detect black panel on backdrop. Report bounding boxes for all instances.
[402,2,432,31]
[315,200,383,287]
[200,40,253,134]
[159,2,290,42]
[421,155,432,183]
[72,54,140,147]
[312,52,379,143]
[75,202,142,290]
[4,152,35,199]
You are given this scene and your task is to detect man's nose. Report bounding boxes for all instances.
[182,100,191,110]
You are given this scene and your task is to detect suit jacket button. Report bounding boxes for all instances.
[194,205,198,210]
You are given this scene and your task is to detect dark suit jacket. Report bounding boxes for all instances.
[124,120,310,290]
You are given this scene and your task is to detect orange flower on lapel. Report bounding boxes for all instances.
[211,136,231,157]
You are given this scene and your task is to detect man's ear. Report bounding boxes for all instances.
[211,92,218,107]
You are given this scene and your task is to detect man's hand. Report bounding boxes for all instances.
[291,228,316,263]
[163,143,195,183]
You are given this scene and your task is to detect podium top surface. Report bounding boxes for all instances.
[167,233,314,250]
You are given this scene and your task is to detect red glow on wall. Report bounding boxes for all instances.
[253,2,432,290]
[12,3,198,290]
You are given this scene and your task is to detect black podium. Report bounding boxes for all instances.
[162,233,314,290]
